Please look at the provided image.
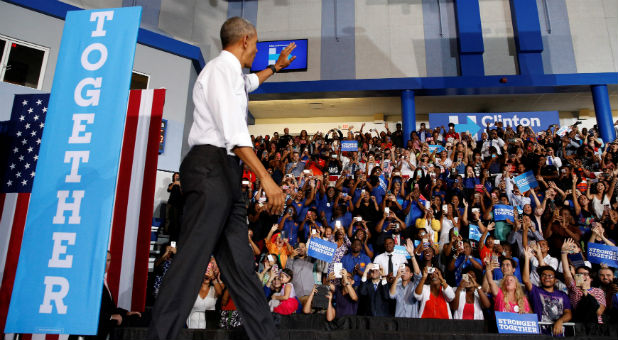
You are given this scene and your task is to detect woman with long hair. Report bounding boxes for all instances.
[486,261,531,314]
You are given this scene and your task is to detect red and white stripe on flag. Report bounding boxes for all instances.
[107,89,165,311]
[0,89,164,338]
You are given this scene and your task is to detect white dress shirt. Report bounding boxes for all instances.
[373,251,407,276]
[188,50,258,155]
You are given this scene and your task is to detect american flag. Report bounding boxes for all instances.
[1,90,165,339]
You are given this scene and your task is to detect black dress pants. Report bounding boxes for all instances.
[147,145,277,339]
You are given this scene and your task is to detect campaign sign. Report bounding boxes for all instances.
[393,245,411,259]
[513,171,538,193]
[341,140,358,152]
[5,7,141,335]
[429,112,559,138]
[469,224,482,241]
[307,238,337,263]
[495,312,539,334]
[588,243,618,268]
[494,204,514,221]
[428,144,445,154]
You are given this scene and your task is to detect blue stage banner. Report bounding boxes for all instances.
[513,171,538,193]
[393,245,411,259]
[588,243,618,268]
[494,204,514,221]
[307,237,337,263]
[495,312,539,334]
[341,140,358,152]
[429,112,559,139]
[5,7,141,335]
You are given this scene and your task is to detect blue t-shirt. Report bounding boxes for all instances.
[492,257,522,282]
[341,252,371,287]
[453,255,482,286]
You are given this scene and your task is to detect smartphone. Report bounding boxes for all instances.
[334,263,343,278]
[422,238,429,247]
[399,263,405,270]
[372,263,380,270]
[311,229,317,235]
[361,189,366,194]
[384,207,390,214]
[267,254,274,263]
[493,239,500,245]
[342,192,348,197]
[491,255,499,265]
[575,273,584,287]
[427,267,435,274]
[335,220,342,228]
[462,273,469,282]
[442,204,448,213]
[281,230,286,240]
[453,229,459,237]
[355,217,362,222]
[241,180,250,186]
[170,241,176,248]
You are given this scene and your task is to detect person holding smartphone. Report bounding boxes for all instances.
[560,239,606,324]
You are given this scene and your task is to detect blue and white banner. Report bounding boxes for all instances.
[428,144,445,154]
[495,312,539,334]
[468,224,482,241]
[393,245,411,259]
[5,7,141,335]
[588,243,618,268]
[513,171,538,193]
[494,204,514,221]
[429,112,559,139]
[341,140,358,152]
[307,237,337,263]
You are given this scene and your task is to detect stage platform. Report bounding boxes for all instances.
[112,314,616,340]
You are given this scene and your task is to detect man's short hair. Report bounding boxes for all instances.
[537,265,556,276]
[500,257,517,268]
[220,17,255,48]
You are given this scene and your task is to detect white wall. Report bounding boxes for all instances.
[133,44,193,171]
[566,0,617,73]
[0,2,64,92]
[355,0,427,79]
[479,0,518,75]
[257,0,323,82]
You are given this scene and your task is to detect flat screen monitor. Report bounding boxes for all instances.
[250,39,308,73]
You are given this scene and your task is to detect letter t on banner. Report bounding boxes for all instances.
[5,7,141,335]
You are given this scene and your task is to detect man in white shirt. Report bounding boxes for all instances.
[481,130,505,158]
[148,17,294,340]
[373,237,408,281]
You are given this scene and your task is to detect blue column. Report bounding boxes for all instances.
[509,0,544,74]
[591,85,616,143]
[453,0,485,76]
[401,90,416,147]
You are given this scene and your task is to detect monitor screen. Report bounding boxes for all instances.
[250,39,308,73]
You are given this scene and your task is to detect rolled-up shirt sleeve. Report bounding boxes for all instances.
[203,65,253,154]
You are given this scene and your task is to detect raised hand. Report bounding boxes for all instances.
[275,42,297,70]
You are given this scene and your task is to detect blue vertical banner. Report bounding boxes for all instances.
[5,7,141,335]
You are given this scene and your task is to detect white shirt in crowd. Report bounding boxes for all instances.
[186,288,217,329]
[188,50,258,155]
[481,138,505,157]
[373,251,408,276]
[545,155,562,169]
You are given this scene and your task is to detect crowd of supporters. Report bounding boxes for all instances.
[155,121,618,335]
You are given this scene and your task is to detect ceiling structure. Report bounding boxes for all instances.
[249,87,618,120]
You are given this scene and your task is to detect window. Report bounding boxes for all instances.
[130,71,150,90]
[0,35,49,90]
